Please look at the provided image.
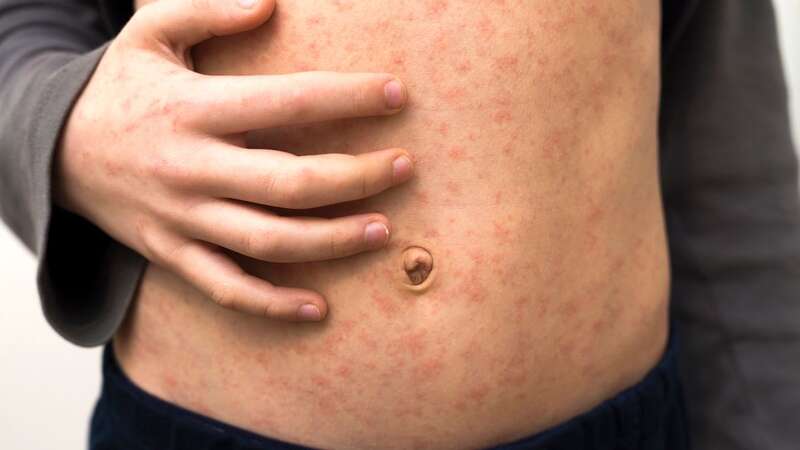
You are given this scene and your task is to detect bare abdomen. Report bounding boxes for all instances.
[117,1,670,449]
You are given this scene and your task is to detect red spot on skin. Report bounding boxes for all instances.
[442,86,467,102]
[560,298,579,317]
[335,365,352,379]
[311,374,331,388]
[426,0,448,16]
[469,249,485,264]
[357,330,379,351]
[465,277,488,304]
[413,357,445,381]
[468,383,491,403]
[477,15,496,39]
[306,15,324,26]
[394,405,423,419]
[492,220,512,243]
[331,0,354,12]
[587,206,605,223]
[514,296,530,307]
[307,41,319,54]
[436,122,449,136]
[315,394,335,410]
[423,229,441,239]
[398,330,428,354]
[445,180,462,196]
[536,54,551,67]
[493,55,519,71]
[500,368,528,386]
[494,191,503,205]
[494,110,513,123]
[371,289,397,318]
[447,146,468,160]
[390,51,407,67]
[590,317,605,334]
[163,373,178,390]
[490,95,513,107]
[536,300,549,320]
[323,329,348,355]
[416,191,430,206]
[502,144,514,155]
[455,60,472,73]
[340,318,356,329]
[559,337,575,360]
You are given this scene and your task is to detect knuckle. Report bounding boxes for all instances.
[328,223,358,257]
[124,5,171,52]
[359,168,369,197]
[143,151,180,182]
[328,227,339,258]
[142,148,195,188]
[124,5,154,36]
[351,83,371,114]
[339,223,363,254]
[136,219,165,263]
[279,166,317,206]
[261,299,276,319]
[245,229,279,258]
[165,79,207,125]
[281,84,313,119]
[208,282,236,310]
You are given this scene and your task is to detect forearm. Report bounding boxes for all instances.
[0,0,146,347]
[0,0,109,251]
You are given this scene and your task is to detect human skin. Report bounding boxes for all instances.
[117,1,670,449]
[56,0,416,321]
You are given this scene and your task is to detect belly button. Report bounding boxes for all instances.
[401,246,435,291]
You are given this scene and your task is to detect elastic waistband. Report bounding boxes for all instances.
[491,320,687,449]
[99,321,686,450]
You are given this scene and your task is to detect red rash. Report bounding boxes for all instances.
[426,0,448,16]
[447,146,468,160]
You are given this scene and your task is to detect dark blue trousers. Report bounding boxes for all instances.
[89,323,691,450]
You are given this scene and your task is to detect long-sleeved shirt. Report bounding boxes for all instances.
[1,1,798,448]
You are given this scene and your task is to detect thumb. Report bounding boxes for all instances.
[128,0,276,52]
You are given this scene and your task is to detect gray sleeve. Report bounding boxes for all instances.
[0,0,145,347]
[659,1,800,449]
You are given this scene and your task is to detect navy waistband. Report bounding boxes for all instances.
[94,321,688,450]
[490,320,689,449]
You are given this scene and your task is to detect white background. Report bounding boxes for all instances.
[1,3,799,449]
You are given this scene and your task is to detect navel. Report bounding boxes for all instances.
[401,246,435,291]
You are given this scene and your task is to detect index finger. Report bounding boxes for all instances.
[187,71,408,134]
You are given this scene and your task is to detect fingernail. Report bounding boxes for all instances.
[392,155,413,183]
[364,222,390,248]
[238,0,259,8]
[384,80,406,109]
[297,304,321,321]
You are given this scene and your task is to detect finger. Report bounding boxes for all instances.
[193,146,415,209]
[176,200,391,262]
[130,0,276,51]
[163,237,328,321]
[190,72,407,134]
